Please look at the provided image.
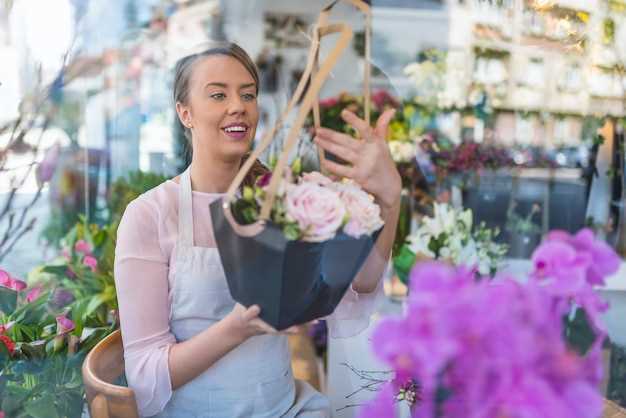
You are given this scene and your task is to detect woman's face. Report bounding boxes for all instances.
[178,54,259,162]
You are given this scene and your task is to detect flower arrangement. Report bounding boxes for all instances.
[0,218,118,418]
[232,160,384,242]
[364,228,620,418]
[393,203,507,283]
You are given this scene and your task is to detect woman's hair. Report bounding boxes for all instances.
[173,42,268,186]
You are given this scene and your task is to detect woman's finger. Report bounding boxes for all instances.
[315,127,359,151]
[250,318,277,334]
[340,109,373,140]
[321,158,354,179]
[374,108,396,140]
[314,137,357,164]
[242,304,261,322]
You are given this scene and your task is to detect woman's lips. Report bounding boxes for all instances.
[222,124,249,140]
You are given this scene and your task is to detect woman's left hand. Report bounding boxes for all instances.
[313,108,402,212]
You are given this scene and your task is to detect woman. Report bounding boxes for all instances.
[114,42,401,417]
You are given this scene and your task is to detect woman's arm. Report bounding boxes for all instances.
[115,199,273,414]
[168,303,273,389]
[314,108,401,292]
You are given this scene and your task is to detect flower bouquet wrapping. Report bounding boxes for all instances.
[393,203,507,283]
[210,0,381,330]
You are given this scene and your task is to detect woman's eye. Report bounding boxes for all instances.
[210,93,225,100]
[242,93,256,101]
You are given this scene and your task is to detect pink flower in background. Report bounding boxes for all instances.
[545,228,620,286]
[531,241,590,294]
[56,315,75,335]
[285,182,345,242]
[61,248,71,261]
[74,239,92,255]
[0,269,27,291]
[332,181,383,238]
[365,259,604,418]
[301,171,333,187]
[35,143,60,184]
[26,286,43,303]
[319,97,339,108]
[83,255,98,272]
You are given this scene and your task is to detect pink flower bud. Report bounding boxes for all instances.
[56,315,75,335]
[74,240,92,255]
[83,255,98,272]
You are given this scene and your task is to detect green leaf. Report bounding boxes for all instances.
[392,245,417,285]
[84,294,106,319]
[40,265,69,278]
[24,393,60,418]
[0,286,18,315]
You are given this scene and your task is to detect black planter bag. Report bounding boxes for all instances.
[210,200,380,329]
[210,0,376,330]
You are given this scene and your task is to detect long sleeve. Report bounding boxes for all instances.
[325,261,390,339]
[114,198,176,417]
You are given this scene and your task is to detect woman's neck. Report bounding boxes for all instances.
[189,155,241,194]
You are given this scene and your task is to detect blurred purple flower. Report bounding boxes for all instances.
[366,257,604,418]
[545,228,620,286]
[36,143,60,184]
[56,314,75,335]
[50,288,74,308]
[256,172,272,188]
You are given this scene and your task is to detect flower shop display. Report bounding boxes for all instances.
[363,227,620,418]
[393,203,507,284]
[210,0,383,331]
[0,220,117,418]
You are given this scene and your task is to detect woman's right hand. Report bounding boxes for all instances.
[223,303,277,341]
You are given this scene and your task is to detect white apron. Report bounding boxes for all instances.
[154,168,330,418]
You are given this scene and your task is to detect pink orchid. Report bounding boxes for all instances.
[0,269,27,291]
[56,315,75,335]
[74,239,92,255]
[25,286,43,303]
[83,255,98,272]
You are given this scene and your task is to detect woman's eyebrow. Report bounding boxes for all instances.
[204,82,256,90]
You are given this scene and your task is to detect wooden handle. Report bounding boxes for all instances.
[260,22,354,220]
[224,0,372,225]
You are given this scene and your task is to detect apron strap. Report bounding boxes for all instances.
[178,167,194,248]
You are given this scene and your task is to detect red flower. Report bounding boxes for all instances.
[0,335,15,355]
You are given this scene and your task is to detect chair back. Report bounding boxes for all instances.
[82,329,139,418]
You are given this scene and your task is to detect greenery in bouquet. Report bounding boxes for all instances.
[364,228,620,418]
[393,203,507,283]
[0,218,118,418]
[231,158,384,242]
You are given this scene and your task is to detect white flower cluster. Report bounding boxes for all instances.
[407,203,506,275]
[388,140,416,163]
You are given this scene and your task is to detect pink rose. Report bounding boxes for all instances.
[83,255,98,272]
[301,171,333,186]
[332,181,384,238]
[285,182,346,242]
[74,239,92,255]
[56,314,75,335]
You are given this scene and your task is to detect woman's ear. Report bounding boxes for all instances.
[176,102,192,128]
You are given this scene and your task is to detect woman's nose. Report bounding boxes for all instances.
[227,94,246,115]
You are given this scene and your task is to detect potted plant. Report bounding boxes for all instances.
[506,202,542,258]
